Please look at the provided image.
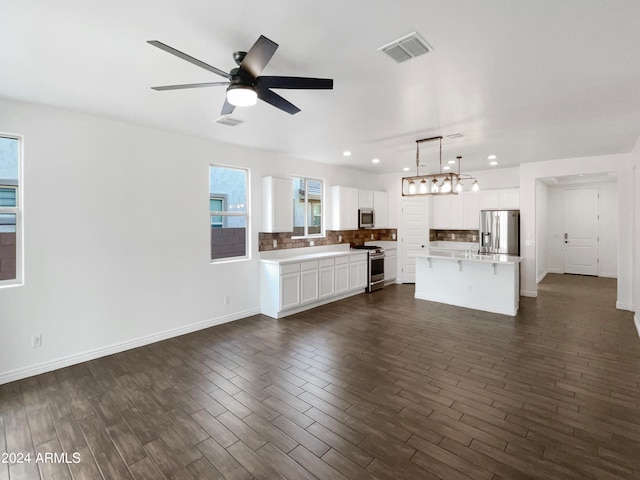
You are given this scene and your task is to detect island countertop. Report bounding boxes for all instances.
[416,250,522,265]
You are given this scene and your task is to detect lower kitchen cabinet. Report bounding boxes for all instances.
[384,249,397,283]
[279,264,301,311]
[335,257,350,295]
[349,257,367,290]
[319,258,336,299]
[260,252,367,318]
[300,261,319,305]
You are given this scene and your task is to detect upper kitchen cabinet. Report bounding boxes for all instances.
[330,186,358,230]
[431,194,464,229]
[479,188,520,210]
[358,190,374,209]
[262,176,293,233]
[373,191,388,228]
[462,191,480,229]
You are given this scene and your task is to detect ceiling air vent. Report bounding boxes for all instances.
[446,133,465,139]
[215,116,243,127]
[378,32,433,63]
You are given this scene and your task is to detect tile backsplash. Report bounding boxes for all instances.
[430,229,479,242]
[259,229,397,251]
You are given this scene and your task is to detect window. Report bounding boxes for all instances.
[209,165,249,261]
[293,177,323,237]
[0,134,21,285]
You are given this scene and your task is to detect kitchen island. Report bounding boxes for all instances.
[415,250,522,316]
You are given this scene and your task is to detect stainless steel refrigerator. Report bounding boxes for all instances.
[479,210,520,255]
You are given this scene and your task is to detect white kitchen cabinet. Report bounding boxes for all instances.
[335,257,350,295]
[449,194,464,228]
[431,195,450,229]
[330,186,358,230]
[279,264,301,311]
[262,176,293,233]
[319,258,335,299]
[349,253,368,290]
[479,188,519,210]
[373,191,388,228]
[260,252,367,319]
[358,190,374,209]
[479,191,500,210]
[432,193,480,229]
[462,192,480,229]
[300,261,319,305]
[384,249,397,283]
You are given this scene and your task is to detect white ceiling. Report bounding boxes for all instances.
[2,1,640,174]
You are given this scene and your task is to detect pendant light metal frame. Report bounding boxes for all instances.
[401,136,479,196]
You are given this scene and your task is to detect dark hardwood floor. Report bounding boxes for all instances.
[2,274,640,480]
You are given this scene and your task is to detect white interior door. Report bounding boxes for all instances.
[400,197,429,283]
[563,188,598,275]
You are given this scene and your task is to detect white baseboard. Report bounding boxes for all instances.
[0,308,259,386]
[635,314,640,338]
[547,268,563,274]
[536,270,548,284]
[599,272,617,279]
[616,301,635,312]
[520,290,538,298]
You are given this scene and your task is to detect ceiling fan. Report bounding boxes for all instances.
[148,35,333,115]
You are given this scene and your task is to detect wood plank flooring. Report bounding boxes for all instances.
[1,273,639,479]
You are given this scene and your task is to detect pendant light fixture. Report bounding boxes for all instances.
[401,137,480,196]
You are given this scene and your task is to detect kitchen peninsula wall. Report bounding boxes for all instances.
[259,228,397,251]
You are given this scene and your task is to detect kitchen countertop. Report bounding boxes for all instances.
[416,250,521,265]
[259,249,366,265]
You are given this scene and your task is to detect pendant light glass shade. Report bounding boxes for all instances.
[419,179,428,194]
[472,179,479,192]
[408,179,416,195]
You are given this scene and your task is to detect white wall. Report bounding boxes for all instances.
[535,180,548,282]
[632,137,640,334]
[0,97,380,384]
[520,154,633,309]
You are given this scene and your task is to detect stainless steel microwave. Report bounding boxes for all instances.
[358,208,375,228]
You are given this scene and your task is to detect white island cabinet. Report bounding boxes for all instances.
[415,251,521,316]
[260,251,367,318]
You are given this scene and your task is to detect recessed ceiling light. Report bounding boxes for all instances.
[488,154,497,160]
[343,150,351,157]
[443,166,450,171]
[403,167,410,172]
[372,158,380,164]
[448,160,456,164]
[489,161,498,166]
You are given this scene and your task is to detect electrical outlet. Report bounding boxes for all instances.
[338,235,342,243]
[309,240,315,246]
[370,234,374,239]
[32,334,42,349]
[392,233,396,240]
[224,295,230,305]
[272,239,277,248]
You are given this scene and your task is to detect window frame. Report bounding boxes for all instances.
[291,175,324,239]
[0,133,23,288]
[209,164,250,263]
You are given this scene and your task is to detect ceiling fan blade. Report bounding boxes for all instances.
[238,35,278,79]
[256,87,300,115]
[221,98,236,115]
[148,40,231,79]
[151,82,230,91]
[257,76,333,90]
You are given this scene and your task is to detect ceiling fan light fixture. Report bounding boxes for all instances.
[226,85,258,106]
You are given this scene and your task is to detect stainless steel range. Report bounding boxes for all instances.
[352,245,385,292]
